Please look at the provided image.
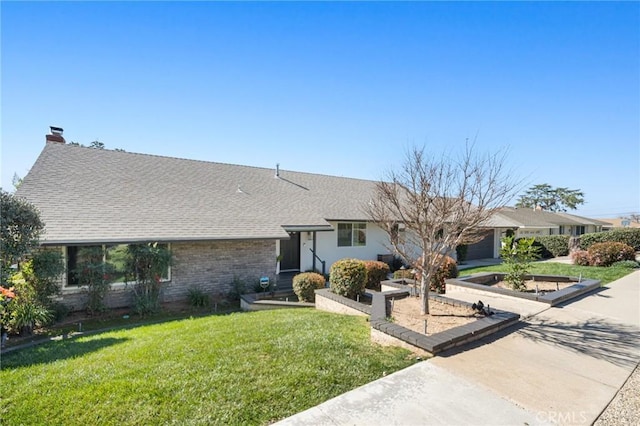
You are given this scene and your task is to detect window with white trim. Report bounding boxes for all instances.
[337,223,367,247]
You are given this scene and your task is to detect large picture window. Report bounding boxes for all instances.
[337,223,367,247]
[65,243,170,288]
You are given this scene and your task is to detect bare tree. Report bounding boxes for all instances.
[366,144,520,314]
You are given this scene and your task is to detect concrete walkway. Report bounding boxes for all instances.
[276,270,640,426]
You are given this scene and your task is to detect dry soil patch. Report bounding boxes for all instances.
[390,296,479,335]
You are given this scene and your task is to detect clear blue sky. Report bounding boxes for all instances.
[2,1,639,218]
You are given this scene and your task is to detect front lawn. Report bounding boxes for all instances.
[1,309,415,425]
[459,262,635,284]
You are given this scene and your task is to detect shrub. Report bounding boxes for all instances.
[9,300,52,335]
[329,259,367,299]
[429,256,458,294]
[187,287,210,308]
[49,301,69,323]
[392,269,415,280]
[21,249,65,306]
[571,250,591,266]
[363,261,390,291]
[580,228,640,251]
[611,260,640,269]
[500,236,541,291]
[292,272,326,302]
[533,235,570,258]
[587,242,635,267]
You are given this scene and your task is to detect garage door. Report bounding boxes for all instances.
[465,231,495,260]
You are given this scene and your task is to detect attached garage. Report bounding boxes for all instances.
[465,231,495,260]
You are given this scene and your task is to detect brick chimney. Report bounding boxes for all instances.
[45,126,65,144]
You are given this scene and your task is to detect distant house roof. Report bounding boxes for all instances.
[599,218,640,229]
[16,143,379,245]
[486,207,610,229]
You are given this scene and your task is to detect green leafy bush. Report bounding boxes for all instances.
[10,300,51,335]
[187,287,210,308]
[392,269,415,280]
[292,272,326,302]
[587,242,635,267]
[571,250,591,266]
[125,243,172,316]
[580,229,640,251]
[429,256,458,294]
[329,259,367,299]
[533,235,570,258]
[49,301,70,323]
[75,246,114,315]
[500,236,541,291]
[611,260,640,269]
[363,261,390,291]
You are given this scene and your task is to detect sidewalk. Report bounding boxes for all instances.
[276,270,640,425]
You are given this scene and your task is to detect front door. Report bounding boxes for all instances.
[280,232,301,271]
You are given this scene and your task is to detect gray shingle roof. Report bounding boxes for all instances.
[487,207,608,228]
[16,143,378,244]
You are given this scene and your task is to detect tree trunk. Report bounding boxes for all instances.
[420,273,429,315]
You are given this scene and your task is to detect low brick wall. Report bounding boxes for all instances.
[314,289,371,317]
[369,290,520,355]
[446,273,601,306]
[240,292,314,311]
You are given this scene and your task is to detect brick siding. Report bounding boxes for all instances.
[57,240,276,311]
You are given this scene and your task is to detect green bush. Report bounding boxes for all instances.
[392,269,415,280]
[587,242,636,267]
[533,235,570,258]
[580,228,640,251]
[9,300,52,335]
[187,287,210,308]
[292,272,326,302]
[429,256,458,294]
[611,260,640,269]
[500,236,541,291]
[571,250,591,266]
[49,301,70,323]
[363,260,390,291]
[329,259,367,299]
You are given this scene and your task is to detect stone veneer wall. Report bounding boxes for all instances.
[58,239,276,311]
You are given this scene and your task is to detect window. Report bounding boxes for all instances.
[337,223,367,247]
[558,226,565,235]
[574,226,585,236]
[65,243,170,288]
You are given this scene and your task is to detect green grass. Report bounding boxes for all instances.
[459,262,635,284]
[1,309,416,425]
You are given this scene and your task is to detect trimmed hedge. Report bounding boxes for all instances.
[580,228,640,251]
[363,260,390,291]
[292,272,326,302]
[533,235,570,258]
[329,259,367,299]
[587,242,635,267]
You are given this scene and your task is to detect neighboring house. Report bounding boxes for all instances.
[599,218,640,231]
[16,129,395,310]
[468,207,609,260]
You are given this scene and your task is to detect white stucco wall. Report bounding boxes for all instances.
[299,221,392,273]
